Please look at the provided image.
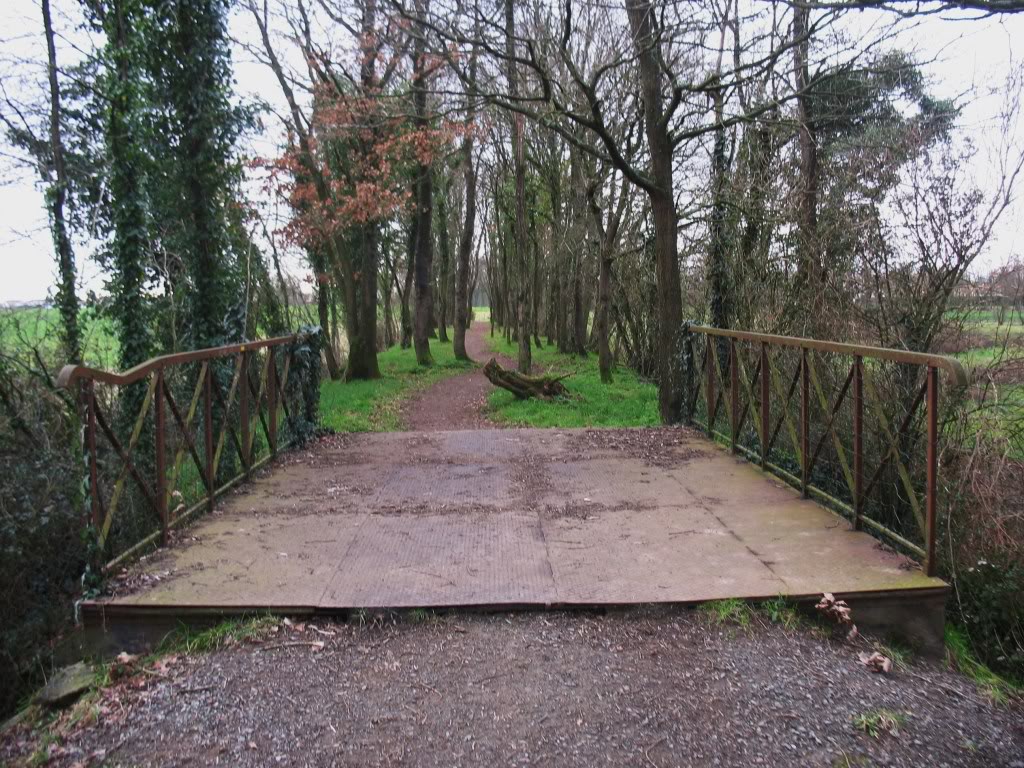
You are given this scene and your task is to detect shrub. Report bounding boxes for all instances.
[0,350,86,717]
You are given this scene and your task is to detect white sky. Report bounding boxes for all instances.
[0,0,1021,304]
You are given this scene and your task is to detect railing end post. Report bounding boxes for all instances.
[154,368,168,546]
[800,347,810,499]
[925,364,939,577]
[853,356,864,531]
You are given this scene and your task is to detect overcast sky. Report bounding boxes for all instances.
[0,0,1021,304]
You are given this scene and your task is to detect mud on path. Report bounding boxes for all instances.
[401,320,516,431]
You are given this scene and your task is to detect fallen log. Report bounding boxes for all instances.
[483,358,570,399]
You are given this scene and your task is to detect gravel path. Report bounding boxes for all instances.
[5,609,1022,767]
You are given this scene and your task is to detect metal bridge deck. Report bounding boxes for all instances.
[83,428,945,643]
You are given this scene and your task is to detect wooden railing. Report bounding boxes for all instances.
[682,325,969,576]
[58,335,310,569]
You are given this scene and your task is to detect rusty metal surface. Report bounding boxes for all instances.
[92,428,944,613]
[56,334,297,388]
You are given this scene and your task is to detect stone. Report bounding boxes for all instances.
[36,662,94,708]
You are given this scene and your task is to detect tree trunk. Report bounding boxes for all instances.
[505,0,531,373]
[484,358,568,399]
[381,268,395,349]
[707,82,731,332]
[345,223,381,379]
[436,177,451,343]
[344,0,381,379]
[597,253,613,383]
[569,150,588,356]
[107,0,151,374]
[793,3,823,326]
[626,0,685,424]
[453,42,477,360]
[42,0,80,364]
[400,218,415,348]
[548,147,569,354]
[531,215,543,348]
[412,0,434,366]
[312,260,341,379]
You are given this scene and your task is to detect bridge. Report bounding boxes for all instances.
[57,325,967,653]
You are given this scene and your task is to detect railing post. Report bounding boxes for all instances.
[730,339,739,454]
[760,342,769,469]
[204,365,214,513]
[800,347,809,498]
[82,379,100,530]
[853,356,863,531]
[239,351,250,475]
[154,369,168,544]
[705,336,715,436]
[925,365,939,577]
[268,350,278,456]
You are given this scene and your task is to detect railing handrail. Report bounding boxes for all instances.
[56,334,298,389]
[687,325,968,387]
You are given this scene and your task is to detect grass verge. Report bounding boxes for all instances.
[482,335,659,428]
[945,625,1020,703]
[319,332,474,432]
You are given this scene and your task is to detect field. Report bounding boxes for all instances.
[952,307,1024,458]
[0,306,119,367]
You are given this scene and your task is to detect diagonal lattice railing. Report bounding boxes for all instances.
[57,335,308,570]
[682,325,968,576]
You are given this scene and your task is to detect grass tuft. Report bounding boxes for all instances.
[852,708,908,738]
[700,598,753,628]
[159,615,278,656]
[759,596,803,630]
[874,640,913,670]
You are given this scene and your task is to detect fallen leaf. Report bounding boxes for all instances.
[859,651,893,674]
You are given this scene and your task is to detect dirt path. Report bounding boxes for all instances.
[401,320,516,431]
[6,609,1022,768]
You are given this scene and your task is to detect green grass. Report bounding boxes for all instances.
[700,598,753,628]
[319,331,474,432]
[852,708,908,738]
[952,306,1024,459]
[483,334,659,428]
[945,625,1020,703]
[0,306,119,367]
[759,596,804,630]
[958,307,1024,327]
[158,615,279,655]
